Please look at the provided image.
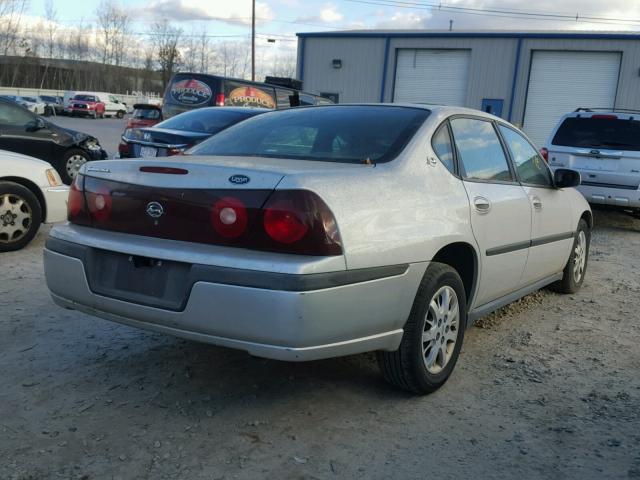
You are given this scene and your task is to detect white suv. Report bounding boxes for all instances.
[544,108,640,213]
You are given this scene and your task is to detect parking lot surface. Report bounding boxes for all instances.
[1,210,639,479]
[48,115,128,158]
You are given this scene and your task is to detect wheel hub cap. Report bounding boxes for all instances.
[66,155,87,179]
[573,231,587,283]
[422,286,459,374]
[0,193,32,244]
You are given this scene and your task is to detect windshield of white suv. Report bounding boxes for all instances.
[187,106,430,164]
[552,117,640,151]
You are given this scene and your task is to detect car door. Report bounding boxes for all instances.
[498,124,575,284]
[0,100,55,161]
[449,117,532,307]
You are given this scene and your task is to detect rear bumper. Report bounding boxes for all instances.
[43,236,425,361]
[577,183,640,209]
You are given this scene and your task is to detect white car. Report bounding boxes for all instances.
[18,96,47,115]
[544,108,640,213]
[43,105,591,394]
[1,150,68,251]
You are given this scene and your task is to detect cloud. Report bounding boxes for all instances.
[144,0,274,25]
[296,3,344,24]
[375,11,431,29]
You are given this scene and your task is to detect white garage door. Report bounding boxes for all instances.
[394,49,470,106]
[523,51,621,147]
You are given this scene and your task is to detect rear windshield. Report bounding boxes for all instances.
[133,108,161,119]
[552,117,640,151]
[74,95,96,102]
[155,108,263,134]
[187,106,430,163]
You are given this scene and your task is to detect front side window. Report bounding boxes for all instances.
[499,125,553,187]
[0,100,34,126]
[188,106,430,164]
[431,123,455,174]
[450,118,513,182]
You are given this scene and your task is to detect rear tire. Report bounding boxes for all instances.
[552,219,590,294]
[0,181,42,252]
[377,262,467,394]
[116,110,125,119]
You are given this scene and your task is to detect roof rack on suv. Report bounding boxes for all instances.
[574,107,640,114]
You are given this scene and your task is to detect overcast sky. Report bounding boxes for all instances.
[24,0,640,52]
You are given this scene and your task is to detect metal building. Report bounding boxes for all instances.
[296,30,640,146]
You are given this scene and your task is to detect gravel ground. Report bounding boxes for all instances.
[1,208,639,480]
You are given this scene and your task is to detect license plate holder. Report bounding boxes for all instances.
[140,146,158,158]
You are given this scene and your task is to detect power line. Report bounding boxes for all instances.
[344,0,640,27]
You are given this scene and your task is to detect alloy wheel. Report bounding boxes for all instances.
[573,230,587,283]
[422,285,460,374]
[0,193,32,244]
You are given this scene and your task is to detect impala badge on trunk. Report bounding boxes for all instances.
[146,201,164,219]
[229,174,250,185]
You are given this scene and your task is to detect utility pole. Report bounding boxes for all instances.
[449,19,453,31]
[251,0,256,81]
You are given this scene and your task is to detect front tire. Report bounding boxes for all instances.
[552,219,590,294]
[61,149,90,184]
[116,110,125,119]
[0,182,42,252]
[377,262,467,394]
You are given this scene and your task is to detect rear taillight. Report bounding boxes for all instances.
[67,175,85,220]
[215,93,225,107]
[167,147,188,156]
[264,198,308,244]
[210,196,248,239]
[261,191,342,255]
[118,142,130,156]
[86,185,112,223]
[540,147,549,162]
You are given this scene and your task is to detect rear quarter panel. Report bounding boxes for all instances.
[276,118,478,271]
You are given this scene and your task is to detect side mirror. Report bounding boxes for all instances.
[25,117,46,132]
[554,168,581,189]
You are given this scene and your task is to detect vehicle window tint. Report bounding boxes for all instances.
[74,95,96,102]
[450,118,513,182]
[134,108,160,119]
[431,124,455,174]
[0,100,34,126]
[299,94,315,106]
[499,125,553,187]
[552,117,640,151]
[155,108,261,134]
[275,88,293,108]
[188,106,430,164]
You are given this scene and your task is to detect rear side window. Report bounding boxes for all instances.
[552,117,640,151]
[450,118,513,182]
[431,124,455,174]
[188,106,430,164]
[499,125,553,187]
[275,88,293,108]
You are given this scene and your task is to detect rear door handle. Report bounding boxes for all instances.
[473,196,491,213]
[531,196,543,210]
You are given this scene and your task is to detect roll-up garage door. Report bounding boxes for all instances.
[523,51,621,147]
[393,49,470,106]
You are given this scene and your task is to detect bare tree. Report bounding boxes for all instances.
[150,19,182,89]
[95,0,130,66]
[0,0,28,56]
[44,0,57,57]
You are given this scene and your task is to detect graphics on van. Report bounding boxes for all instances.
[171,79,212,105]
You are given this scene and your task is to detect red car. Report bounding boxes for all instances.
[126,104,163,129]
[68,94,105,119]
